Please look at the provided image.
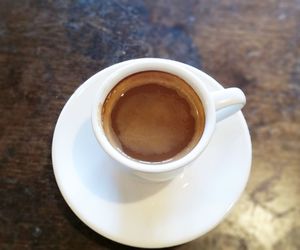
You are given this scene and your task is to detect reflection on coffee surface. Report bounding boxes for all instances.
[101,71,205,162]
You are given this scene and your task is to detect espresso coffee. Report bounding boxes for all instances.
[101,71,205,162]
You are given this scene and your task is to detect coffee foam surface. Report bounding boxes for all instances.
[101,71,205,162]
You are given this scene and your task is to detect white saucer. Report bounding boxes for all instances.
[52,59,252,248]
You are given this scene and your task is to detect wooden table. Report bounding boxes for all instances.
[1,0,299,249]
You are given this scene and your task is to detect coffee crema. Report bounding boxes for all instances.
[101,71,205,162]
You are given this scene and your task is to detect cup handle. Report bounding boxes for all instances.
[212,87,246,122]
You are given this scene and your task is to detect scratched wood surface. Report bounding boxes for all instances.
[1,0,299,249]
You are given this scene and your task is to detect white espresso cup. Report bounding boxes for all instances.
[92,58,246,181]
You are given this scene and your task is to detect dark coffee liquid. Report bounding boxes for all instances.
[101,71,205,162]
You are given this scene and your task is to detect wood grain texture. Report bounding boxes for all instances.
[1,0,299,249]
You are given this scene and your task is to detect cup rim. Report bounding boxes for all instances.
[92,58,216,173]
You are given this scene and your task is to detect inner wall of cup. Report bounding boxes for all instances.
[99,70,207,164]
